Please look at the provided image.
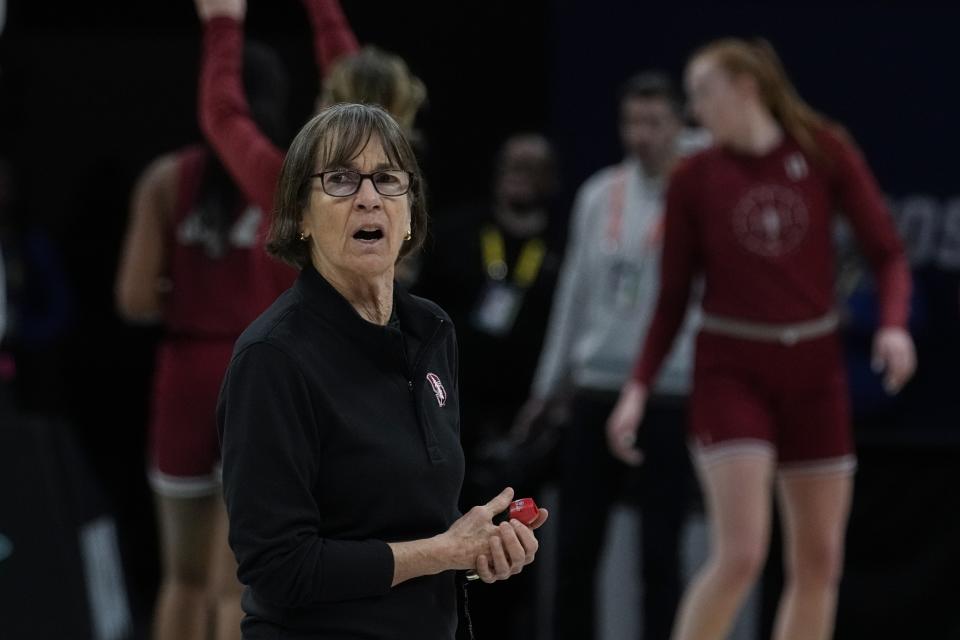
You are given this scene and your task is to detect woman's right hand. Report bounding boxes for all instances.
[439,487,548,583]
[194,0,246,21]
[606,380,647,466]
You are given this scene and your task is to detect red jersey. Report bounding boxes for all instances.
[163,146,279,337]
[633,127,910,386]
[199,2,359,298]
[199,1,358,217]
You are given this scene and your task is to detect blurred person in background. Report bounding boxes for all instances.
[414,132,562,639]
[418,133,562,479]
[114,43,289,640]
[607,38,915,640]
[194,0,426,285]
[217,103,547,640]
[514,72,701,640]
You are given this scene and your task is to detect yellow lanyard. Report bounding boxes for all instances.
[480,226,546,289]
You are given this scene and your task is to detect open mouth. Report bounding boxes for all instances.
[353,228,384,242]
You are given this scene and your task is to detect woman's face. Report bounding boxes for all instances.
[685,55,750,145]
[301,135,412,282]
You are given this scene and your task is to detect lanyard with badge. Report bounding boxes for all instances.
[605,165,664,310]
[471,225,546,336]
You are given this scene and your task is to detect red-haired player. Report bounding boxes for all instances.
[608,39,915,640]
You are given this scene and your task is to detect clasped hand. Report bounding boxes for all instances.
[441,487,548,584]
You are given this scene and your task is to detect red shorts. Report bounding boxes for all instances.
[147,339,234,497]
[689,331,854,473]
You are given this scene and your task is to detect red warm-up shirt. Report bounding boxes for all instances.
[198,0,359,220]
[633,127,910,387]
[164,147,278,336]
[198,1,359,297]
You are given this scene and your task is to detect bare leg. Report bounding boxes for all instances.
[772,469,853,640]
[152,493,219,640]
[211,497,244,640]
[671,451,775,640]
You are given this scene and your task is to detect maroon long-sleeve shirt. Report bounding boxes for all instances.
[198,0,359,216]
[633,127,910,387]
[198,1,359,297]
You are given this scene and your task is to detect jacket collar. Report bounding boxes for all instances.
[294,264,445,357]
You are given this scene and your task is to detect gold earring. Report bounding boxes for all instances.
[404,231,412,241]
[299,231,308,241]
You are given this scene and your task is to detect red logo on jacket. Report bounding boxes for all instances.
[426,373,447,408]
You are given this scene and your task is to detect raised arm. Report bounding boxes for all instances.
[195,0,282,215]
[301,0,360,77]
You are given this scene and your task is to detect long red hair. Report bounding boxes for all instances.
[692,38,838,164]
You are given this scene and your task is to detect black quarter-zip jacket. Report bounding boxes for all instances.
[217,264,465,639]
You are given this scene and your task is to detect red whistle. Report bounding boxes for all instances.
[509,498,539,526]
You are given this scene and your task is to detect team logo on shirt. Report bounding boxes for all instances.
[426,373,447,408]
[732,185,809,257]
[177,205,262,257]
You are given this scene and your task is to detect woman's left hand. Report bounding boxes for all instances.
[872,326,917,394]
[474,508,548,584]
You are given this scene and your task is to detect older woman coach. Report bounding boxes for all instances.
[216,103,547,639]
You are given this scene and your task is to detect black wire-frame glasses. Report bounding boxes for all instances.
[309,170,412,197]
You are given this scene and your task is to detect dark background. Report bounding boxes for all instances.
[1,0,957,637]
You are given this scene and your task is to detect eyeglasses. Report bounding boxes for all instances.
[310,170,412,197]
